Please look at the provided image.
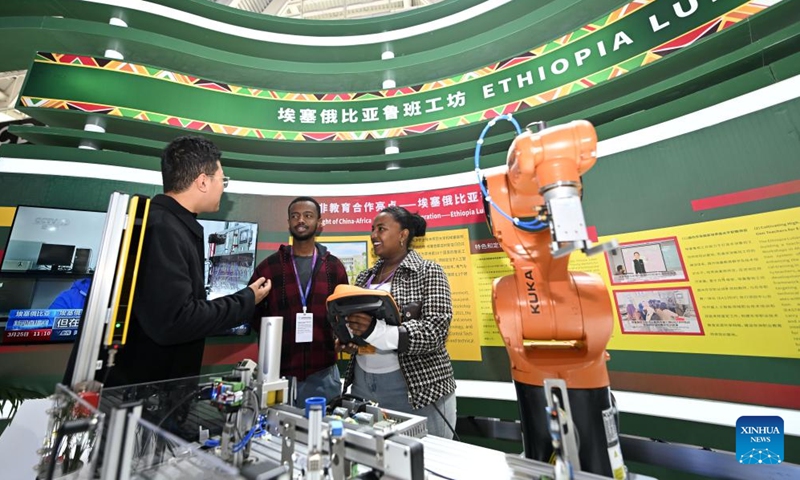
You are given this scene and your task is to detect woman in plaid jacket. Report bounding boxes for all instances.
[342,206,457,439]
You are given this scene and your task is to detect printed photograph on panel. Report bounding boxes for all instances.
[606,237,689,285]
[613,287,703,335]
[318,241,368,286]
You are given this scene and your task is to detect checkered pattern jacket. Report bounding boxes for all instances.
[344,249,456,409]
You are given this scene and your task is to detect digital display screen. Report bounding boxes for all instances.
[198,220,259,336]
[0,205,102,344]
[0,276,91,344]
[0,208,259,343]
[3,308,83,343]
[1,206,105,274]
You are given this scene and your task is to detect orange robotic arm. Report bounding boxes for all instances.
[482,119,625,478]
[484,119,612,388]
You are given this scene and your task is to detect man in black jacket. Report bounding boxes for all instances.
[106,135,271,386]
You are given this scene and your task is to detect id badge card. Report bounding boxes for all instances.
[296,313,313,343]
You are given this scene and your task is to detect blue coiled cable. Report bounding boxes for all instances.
[204,414,268,452]
[232,414,267,453]
[474,114,549,232]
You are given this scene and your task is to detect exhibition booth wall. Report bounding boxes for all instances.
[1,0,799,476]
[2,77,799,468]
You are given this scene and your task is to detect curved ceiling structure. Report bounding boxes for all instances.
[220,0,449,20]
[3,0,626,88]
[2,0,799,184]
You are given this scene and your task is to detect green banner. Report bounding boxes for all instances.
[20,0,771,140]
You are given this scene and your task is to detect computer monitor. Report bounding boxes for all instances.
[73,248,92,273]
[37,243,76,271]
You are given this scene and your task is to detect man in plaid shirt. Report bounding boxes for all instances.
[251,197,348,406]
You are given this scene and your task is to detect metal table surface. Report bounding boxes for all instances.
[421,435,659,480]
[422,435,514,479]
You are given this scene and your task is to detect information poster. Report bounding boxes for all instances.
[415,229,481,361]
[470,240,510,348]
[597,207,800,358]
[403,206,798,359]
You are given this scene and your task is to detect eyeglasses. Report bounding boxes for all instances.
[209,174,230,189]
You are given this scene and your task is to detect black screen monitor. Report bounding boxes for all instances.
[37,243,76,271]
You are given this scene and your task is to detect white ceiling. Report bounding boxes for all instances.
[216,0,444,20]
[0,0,445,121]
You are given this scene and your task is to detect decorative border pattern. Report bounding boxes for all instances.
[33,0,655,102]
[21,1,769,141]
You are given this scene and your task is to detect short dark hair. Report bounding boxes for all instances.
[288,197,321,217]
[161,135,221,193]
[380,206,426,248]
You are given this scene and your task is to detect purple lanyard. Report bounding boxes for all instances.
[291,246,318,313]
[366,263,400,290]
